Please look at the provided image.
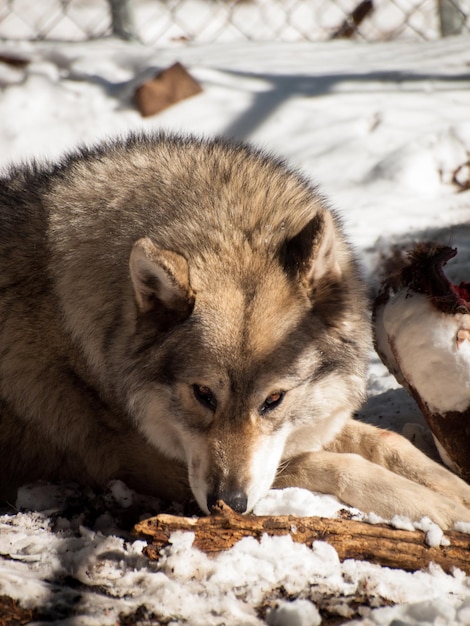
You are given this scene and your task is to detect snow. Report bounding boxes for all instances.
[0,28,470,625]
[267,599,322,626]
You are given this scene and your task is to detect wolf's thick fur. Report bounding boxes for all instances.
[1,133,469,527]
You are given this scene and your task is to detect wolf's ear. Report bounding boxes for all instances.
[130,238,195,322]
[281,210,342,293]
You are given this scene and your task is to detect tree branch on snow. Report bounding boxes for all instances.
[134,501,470,575]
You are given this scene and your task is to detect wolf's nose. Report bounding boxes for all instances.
[207,490,248,514]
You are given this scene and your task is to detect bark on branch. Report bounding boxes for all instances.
[134,501,470,575]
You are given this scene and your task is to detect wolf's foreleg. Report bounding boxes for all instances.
[275,423,470,528]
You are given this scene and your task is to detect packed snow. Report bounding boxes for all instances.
[0,29,470,626]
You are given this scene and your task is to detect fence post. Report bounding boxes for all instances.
[438,0,465,36]
[108,0,137,41]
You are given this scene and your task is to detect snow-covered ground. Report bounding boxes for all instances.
[0,32,470,625]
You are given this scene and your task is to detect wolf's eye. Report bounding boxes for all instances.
[193,384,217,411]
[259,391,285,415]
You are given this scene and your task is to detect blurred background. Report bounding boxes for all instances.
[1,0,469,45]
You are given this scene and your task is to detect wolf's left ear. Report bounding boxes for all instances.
[281,210,342,294]
[130,237,195,322]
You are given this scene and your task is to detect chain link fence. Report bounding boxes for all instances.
[0,0,468,44]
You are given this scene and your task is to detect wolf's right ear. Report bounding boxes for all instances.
[129,238,195,323]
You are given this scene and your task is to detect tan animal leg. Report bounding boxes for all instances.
[275,421,470,528]
[328,420,470,505]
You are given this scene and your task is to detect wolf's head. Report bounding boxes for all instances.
[126,207,369,514]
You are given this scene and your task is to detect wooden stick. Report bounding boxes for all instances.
[134,501,470,574]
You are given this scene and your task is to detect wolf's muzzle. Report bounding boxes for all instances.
[207,489,248,514]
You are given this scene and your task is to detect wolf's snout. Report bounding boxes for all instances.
[207,490,248,514]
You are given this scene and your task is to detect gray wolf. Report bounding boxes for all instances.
[0,133,469,528]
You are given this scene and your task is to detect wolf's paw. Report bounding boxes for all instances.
[417,493,470,530]
[443,504,470,531]
[428,466,470,509]
[456,491,470,510]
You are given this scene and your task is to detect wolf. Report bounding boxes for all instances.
[0,133,469,528]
